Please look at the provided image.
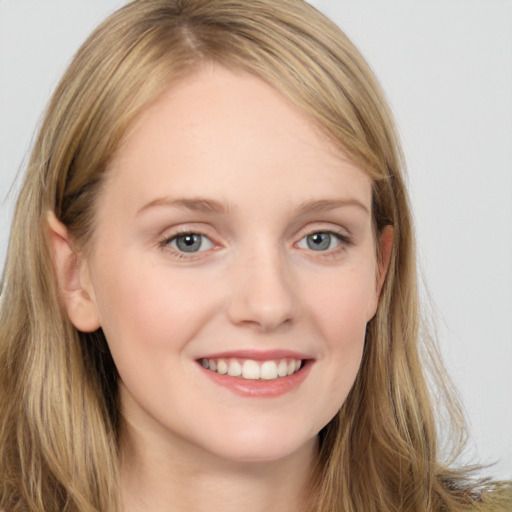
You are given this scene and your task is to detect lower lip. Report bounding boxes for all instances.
[198,360,313,398]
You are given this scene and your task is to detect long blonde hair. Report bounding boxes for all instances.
[0,1,510,511]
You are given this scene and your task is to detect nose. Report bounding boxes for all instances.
[226,247,297,332]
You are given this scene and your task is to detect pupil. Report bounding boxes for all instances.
[307,232,330,251]
[176,234,201,252]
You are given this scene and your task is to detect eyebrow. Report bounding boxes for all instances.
[296,198,369,215]
[136,196,369,216]
[137,197,228,215]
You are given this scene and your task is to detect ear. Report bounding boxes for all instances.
[46,211,101,332]
[376,225,394,296]
[366,225,394,321]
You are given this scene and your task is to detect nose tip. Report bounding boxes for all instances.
[226,254,297,332]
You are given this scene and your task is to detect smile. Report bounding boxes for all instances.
[200,358,302,380]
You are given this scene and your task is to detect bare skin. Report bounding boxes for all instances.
[120,405,318,512]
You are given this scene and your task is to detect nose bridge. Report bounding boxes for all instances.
[226,238,297,331]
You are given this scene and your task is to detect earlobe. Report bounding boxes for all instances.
[46,211,101,332]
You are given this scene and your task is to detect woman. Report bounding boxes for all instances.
[0,1,510,511]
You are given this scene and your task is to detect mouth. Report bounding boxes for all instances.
[199,357,303,381]
[196,352,313,397]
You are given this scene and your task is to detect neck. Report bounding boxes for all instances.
[120,420,318,512]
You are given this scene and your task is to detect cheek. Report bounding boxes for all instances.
[308,265,376,344]
[303,266,376,409]
[90,255,220,368]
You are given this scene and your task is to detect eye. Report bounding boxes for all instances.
[167,233,214,253]
[297,231,344,252]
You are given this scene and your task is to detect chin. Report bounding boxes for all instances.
[194,425,319,465]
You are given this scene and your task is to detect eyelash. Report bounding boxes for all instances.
[158,230,214,260]
[158,228,353,260]
[296,230,353,257]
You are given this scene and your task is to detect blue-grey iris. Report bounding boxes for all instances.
[176,233,202,252]
[307,232,332,251]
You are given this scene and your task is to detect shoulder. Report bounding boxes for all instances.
[476,481,512,512]
[439,476,512,512]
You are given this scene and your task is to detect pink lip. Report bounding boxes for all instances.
[197,358,314,398]
[197,349,312,361]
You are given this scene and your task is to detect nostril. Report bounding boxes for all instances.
[225,259,297,331]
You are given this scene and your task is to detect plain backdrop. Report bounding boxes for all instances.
[0,0,511,479]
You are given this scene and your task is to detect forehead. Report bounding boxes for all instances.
[102,64,372,216]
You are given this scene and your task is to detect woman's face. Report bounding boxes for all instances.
[77,65,388,463]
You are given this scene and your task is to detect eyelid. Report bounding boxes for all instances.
[294,222,353,242]
[156,223,354,261]
[293,226,354,258]
[299,230,351,244]
[168,233,214,252]
[158,223,218,243]
[158,226,221,260]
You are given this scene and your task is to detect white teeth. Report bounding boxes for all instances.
[277,359,288,377]
[242,360,260,379]
[201,357,304,380]
[217,359,228,375]
[227,359,242,377]
[260,361,278,380]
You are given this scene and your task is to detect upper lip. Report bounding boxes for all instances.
[196,349,313,361]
